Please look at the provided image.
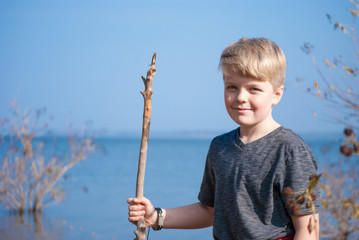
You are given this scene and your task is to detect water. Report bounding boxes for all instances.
[0,131,347,239]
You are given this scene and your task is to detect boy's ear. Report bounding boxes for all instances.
[272,85,284,106]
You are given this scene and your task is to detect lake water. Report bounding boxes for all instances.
[0,131,345,240]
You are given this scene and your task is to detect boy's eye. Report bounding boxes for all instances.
[226,85,237,90]
[250,87,261,92]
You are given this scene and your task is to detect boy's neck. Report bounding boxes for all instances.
[239,119,281,144]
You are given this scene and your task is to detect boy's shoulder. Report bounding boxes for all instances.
[269,127,314,156]
[275,127,310,148]
[272,127,306,145]
[211,127,239,144]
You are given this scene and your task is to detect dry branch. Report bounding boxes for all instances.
[134,53,157,240]
[295,2,359,237]
[0,103,97,213]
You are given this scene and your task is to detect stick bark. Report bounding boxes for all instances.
[134,53,157,240]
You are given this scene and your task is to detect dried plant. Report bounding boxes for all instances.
[320,129,359,240]
[283,174,321,239]
[293,1,359,239]
[295,0,359,130]
[0,101,97,213]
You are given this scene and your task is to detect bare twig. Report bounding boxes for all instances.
[134,53,157,240]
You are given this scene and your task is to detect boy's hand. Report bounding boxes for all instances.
[127,197,158,227]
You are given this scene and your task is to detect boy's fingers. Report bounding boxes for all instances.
[127,197,141,204]
[128,204,145,211]
[129,216,143,223]
[127,198,137,204]
[136,197,153,207]
[128,210,146,217]
[128,197,152,208]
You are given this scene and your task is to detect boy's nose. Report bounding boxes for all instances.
[236,90,248,103]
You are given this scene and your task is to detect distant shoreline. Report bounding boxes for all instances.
[1,128,344,141]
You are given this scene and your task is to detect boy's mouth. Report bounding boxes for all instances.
[233,107,251,111]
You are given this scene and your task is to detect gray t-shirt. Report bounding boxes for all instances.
[198,127,320,240]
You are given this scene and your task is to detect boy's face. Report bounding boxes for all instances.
[223,68,283,128]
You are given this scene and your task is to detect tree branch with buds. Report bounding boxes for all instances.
[134,53,157,240]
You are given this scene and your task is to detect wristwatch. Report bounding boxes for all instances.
[152,207,163,231]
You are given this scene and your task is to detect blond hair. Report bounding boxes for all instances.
[220,37,287,89]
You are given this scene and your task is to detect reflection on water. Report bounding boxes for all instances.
[0,211,64,240]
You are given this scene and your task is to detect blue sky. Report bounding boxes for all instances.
[0,0,355,136]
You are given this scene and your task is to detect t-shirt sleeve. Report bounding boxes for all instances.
[198,147,216,207]
[280,143,321,216]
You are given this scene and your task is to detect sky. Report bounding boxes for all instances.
[0,0,356,137]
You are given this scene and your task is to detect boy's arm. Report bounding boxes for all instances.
[291,213,319,240]
[127,197,213,229]
[162,202,213,229]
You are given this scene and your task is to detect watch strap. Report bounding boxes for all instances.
[152,207,163,231]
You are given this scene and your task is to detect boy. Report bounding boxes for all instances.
[128,37,320,240]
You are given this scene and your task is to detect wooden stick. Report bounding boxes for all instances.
[134,53,157,240]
